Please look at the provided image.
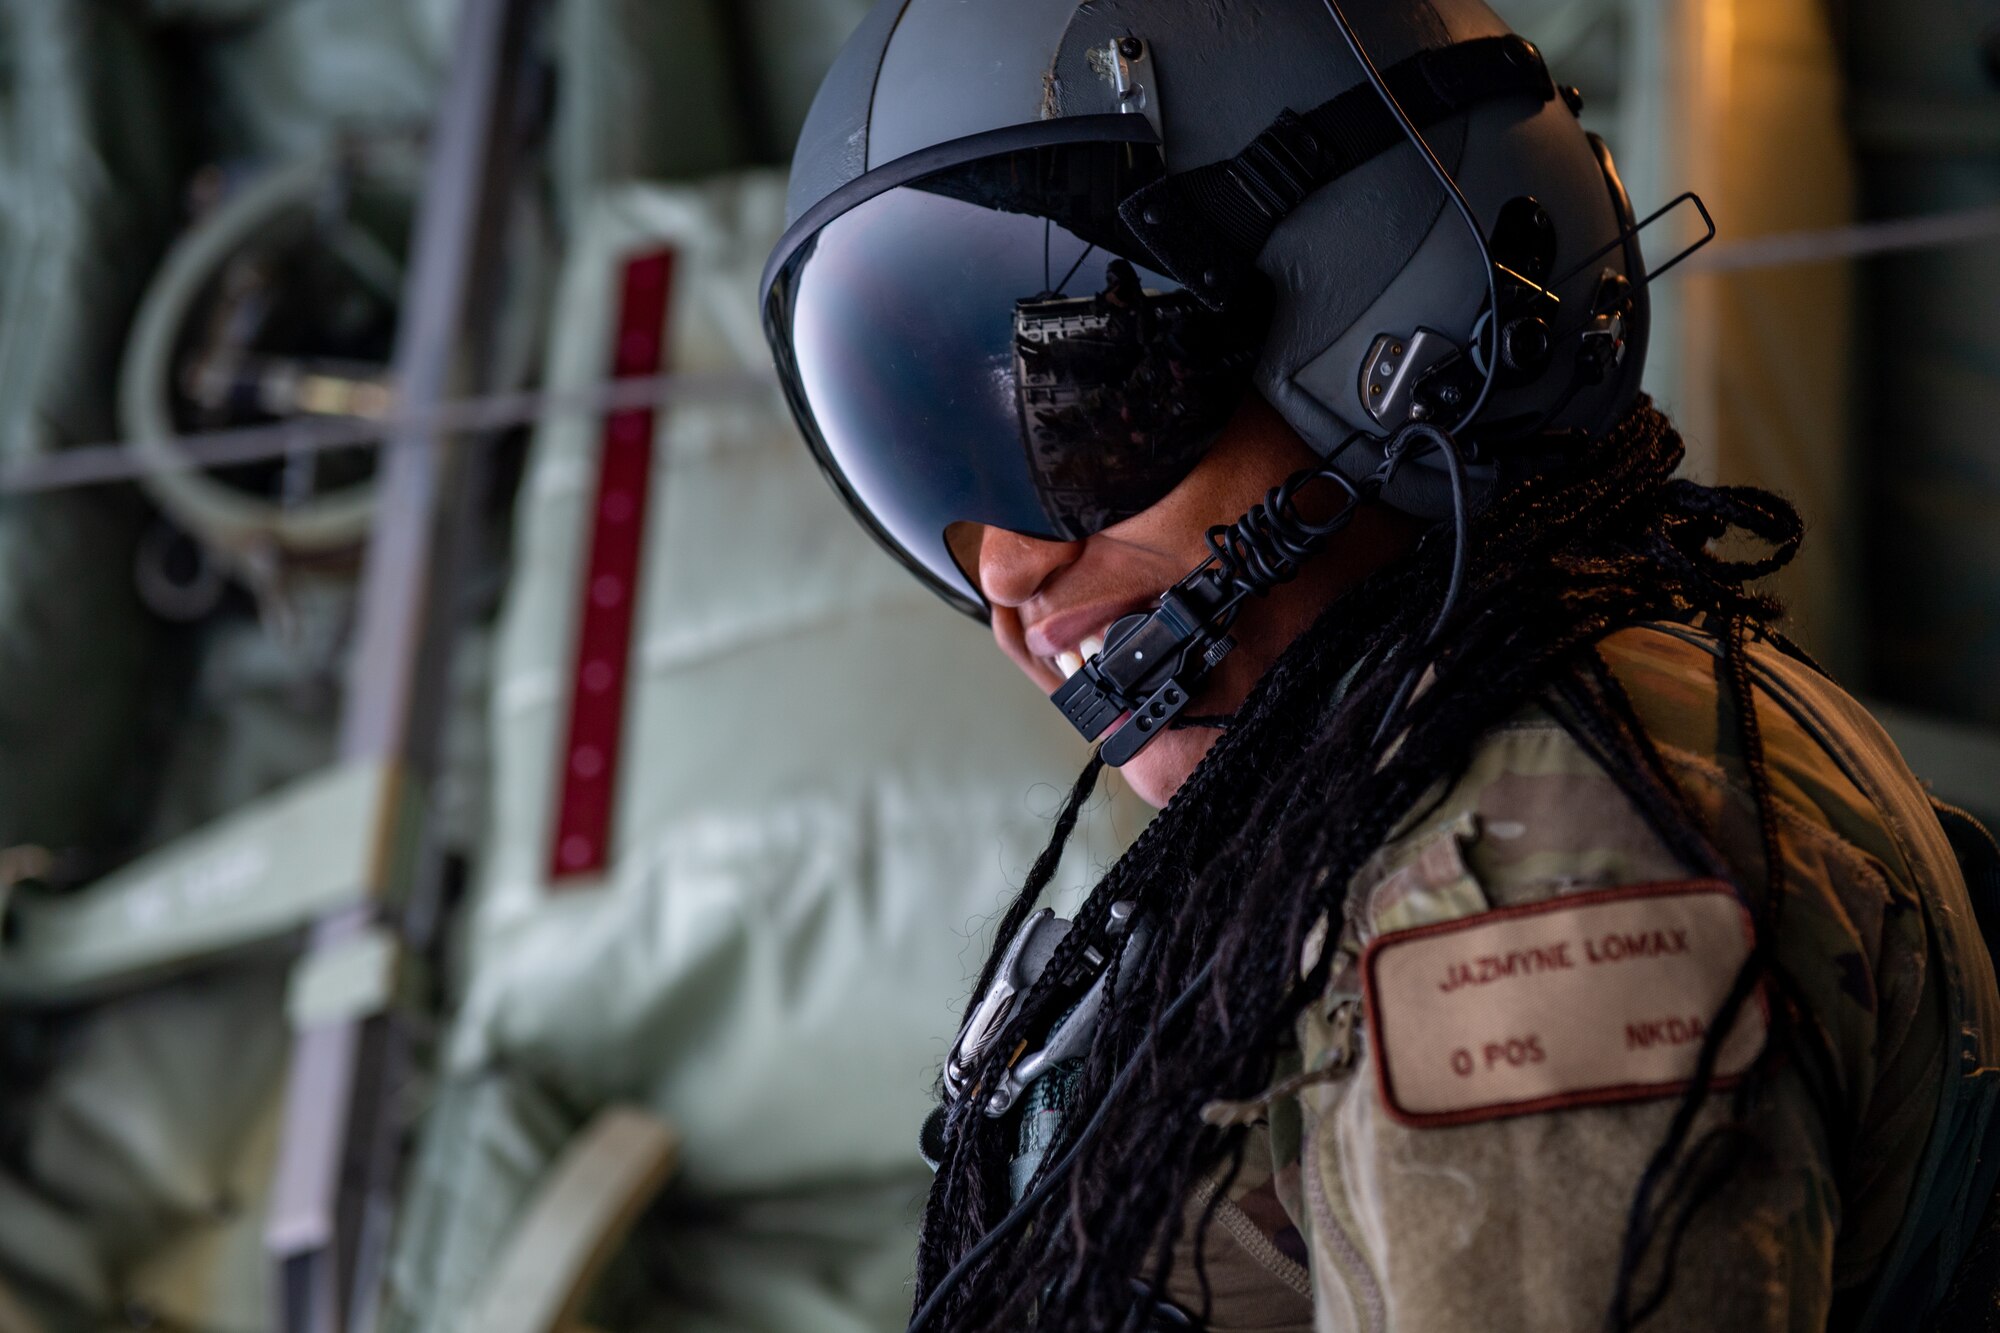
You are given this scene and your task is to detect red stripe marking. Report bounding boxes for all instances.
[549,249,675,883]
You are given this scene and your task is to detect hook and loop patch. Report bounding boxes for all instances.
[1362,880,1767,1128]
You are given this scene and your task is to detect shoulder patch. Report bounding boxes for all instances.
[1362,881,1767,1128]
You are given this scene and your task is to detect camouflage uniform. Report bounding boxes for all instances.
[1152,622,1998,1332]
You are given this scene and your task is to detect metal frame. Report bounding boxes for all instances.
[263,1,545,1329]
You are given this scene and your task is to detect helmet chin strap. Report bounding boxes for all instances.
[1049,420,1469,766]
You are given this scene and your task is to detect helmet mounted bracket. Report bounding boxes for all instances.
[1096,35,1165,144]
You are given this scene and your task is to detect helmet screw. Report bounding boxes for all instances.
[1118,37,1144,59]
[1202,268,1221,288]
[1142,207,1162,226]
[1560,84,1585,116]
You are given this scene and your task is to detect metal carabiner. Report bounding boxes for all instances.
[943,907,1072,1104]
[981,904,1151,1116]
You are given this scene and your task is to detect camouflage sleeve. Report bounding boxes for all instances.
[1283,688,1941,1333]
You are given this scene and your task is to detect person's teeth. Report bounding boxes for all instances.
[1057,650,1083,679]
[1081,634,1106,662]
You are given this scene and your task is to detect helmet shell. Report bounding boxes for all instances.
[781,0,1649,519]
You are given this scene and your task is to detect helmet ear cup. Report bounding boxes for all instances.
[1256,73,1643,521]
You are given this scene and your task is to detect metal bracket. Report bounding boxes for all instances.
[1359,327,1460,428]
[263,3,545,1331]
[1099,36,1164,144]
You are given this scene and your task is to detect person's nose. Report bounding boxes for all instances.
[977,527,1087,609]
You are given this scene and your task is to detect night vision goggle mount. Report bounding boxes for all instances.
[1051,423,1444,765]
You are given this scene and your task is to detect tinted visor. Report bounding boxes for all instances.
[764,135,1266,616]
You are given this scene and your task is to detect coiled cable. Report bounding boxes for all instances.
[1197,420,1468,639]
[1204,466,1369,599]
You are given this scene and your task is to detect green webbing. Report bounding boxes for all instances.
[0,761,393,1005]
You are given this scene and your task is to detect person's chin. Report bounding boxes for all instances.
[1110,725,1218,808]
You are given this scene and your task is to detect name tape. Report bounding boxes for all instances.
[1362,881,1766,1128]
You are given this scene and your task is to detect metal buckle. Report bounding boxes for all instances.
[981,904,1150,1116]
[940,902,1150,1118]
[944,907,1071,1103]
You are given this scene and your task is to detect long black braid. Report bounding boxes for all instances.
[917,400,1810,1331]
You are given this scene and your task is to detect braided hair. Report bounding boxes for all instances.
[915,399,1810,1331]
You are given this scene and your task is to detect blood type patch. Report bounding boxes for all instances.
[1362,881,1767,1128]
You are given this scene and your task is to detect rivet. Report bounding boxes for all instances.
[1118,37,1144,59]
[1142,207,1162,226]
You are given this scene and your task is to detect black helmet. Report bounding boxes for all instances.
[763,0,1649,617]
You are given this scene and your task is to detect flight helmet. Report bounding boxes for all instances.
[762,0,1650,620]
